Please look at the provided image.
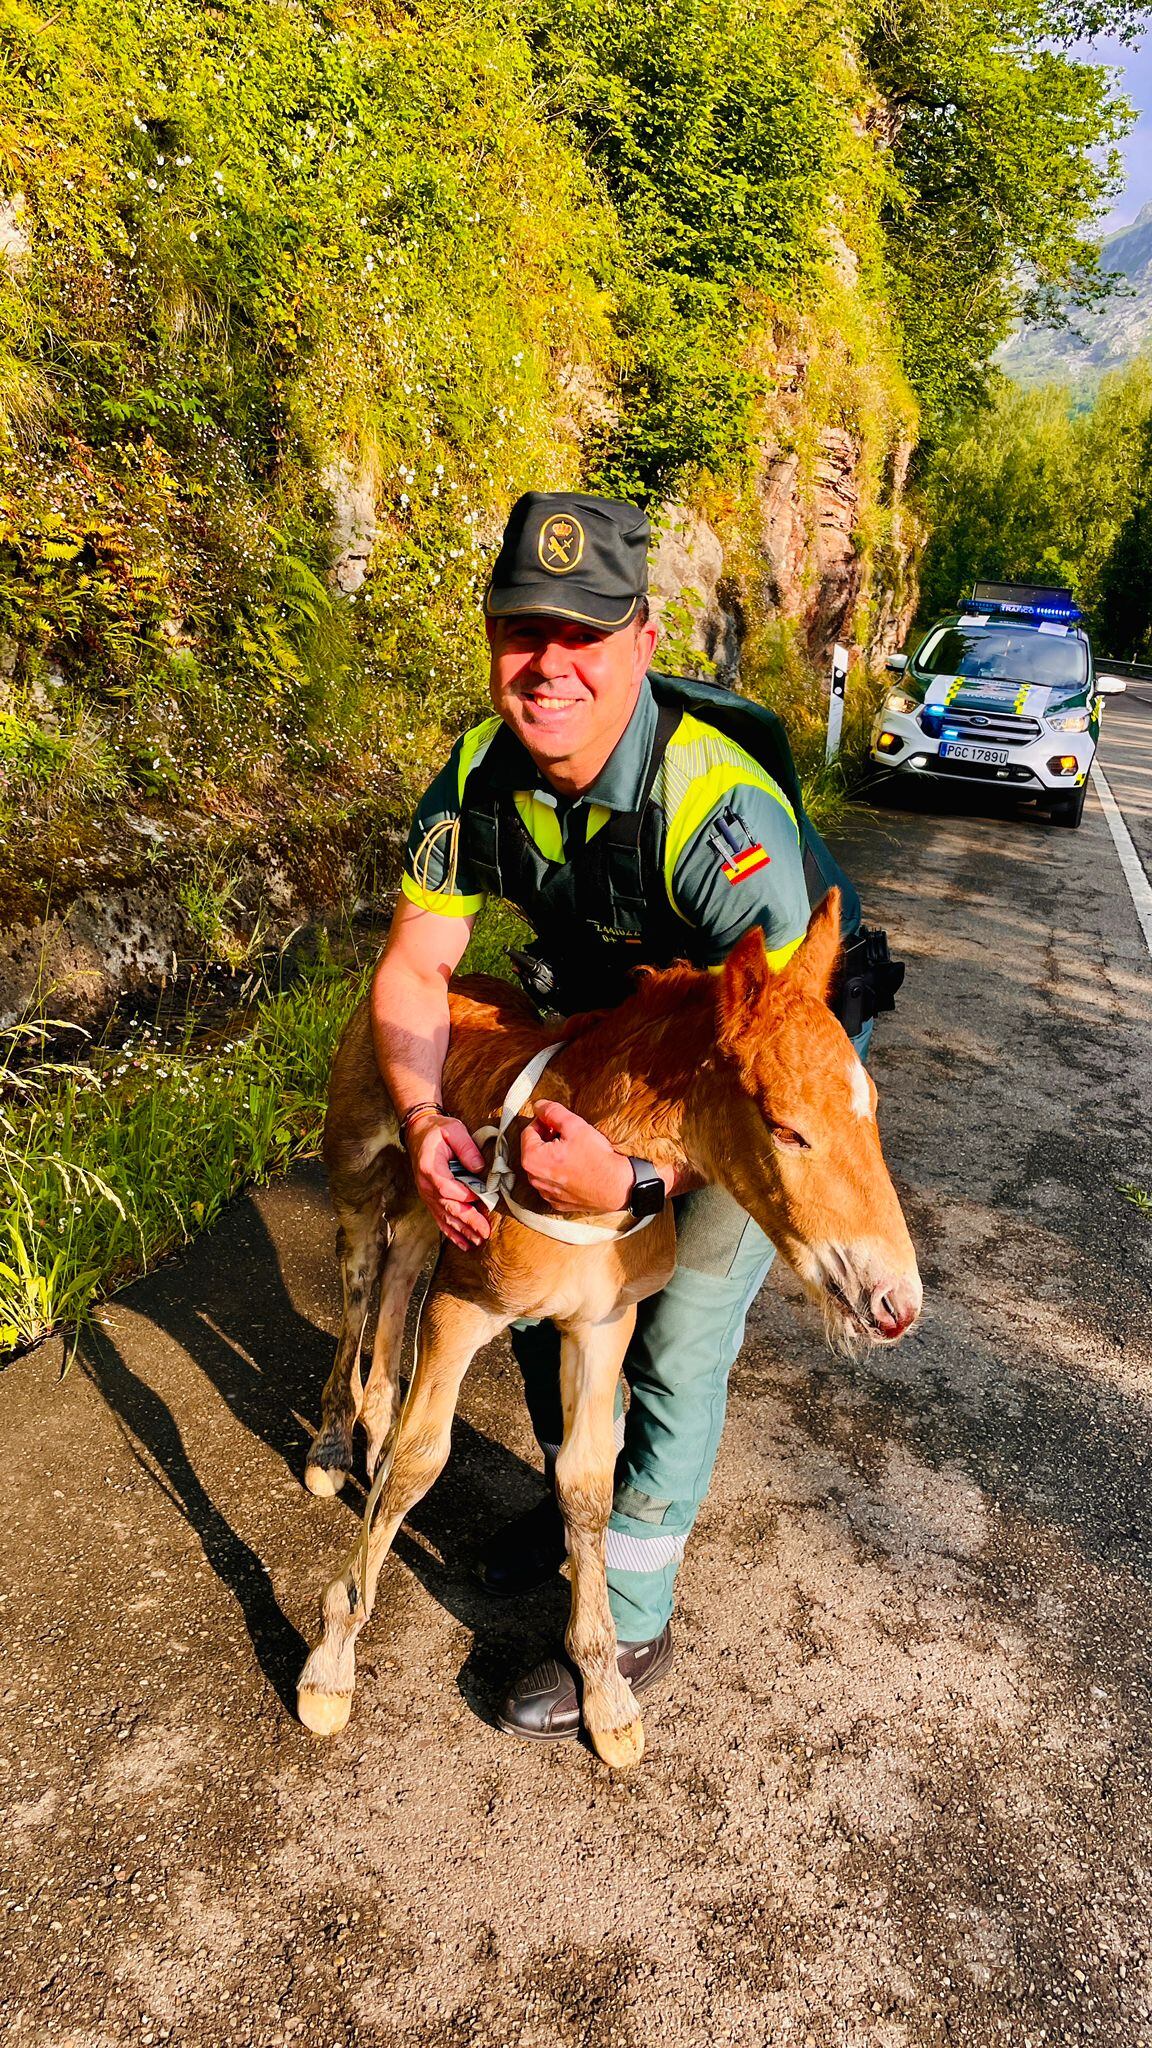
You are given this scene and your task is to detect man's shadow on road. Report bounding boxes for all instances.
[79,1167,565,1725]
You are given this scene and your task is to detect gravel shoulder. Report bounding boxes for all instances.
[3,709,1152,2048]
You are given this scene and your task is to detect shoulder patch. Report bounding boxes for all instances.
[658,715,799,921]
[706,804,773,884]
[721,843,770,884]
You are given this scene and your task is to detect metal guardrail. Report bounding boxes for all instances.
[1097,657,1152,684]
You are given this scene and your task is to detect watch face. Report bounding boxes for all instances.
[629,1165,666,1219]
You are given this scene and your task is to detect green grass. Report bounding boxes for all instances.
[0,958,367,1356]
[0,895,534,1358]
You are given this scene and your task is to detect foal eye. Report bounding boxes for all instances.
[769,1122,809,1151]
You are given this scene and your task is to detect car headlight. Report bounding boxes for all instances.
[1047,710,1090,733]
[884,688,920,716]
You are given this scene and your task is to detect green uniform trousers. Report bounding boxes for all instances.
[510,1020,873,1642]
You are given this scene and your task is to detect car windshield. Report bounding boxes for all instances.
[914,624,1088,689]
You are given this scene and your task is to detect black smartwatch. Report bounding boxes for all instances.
[626,1156,666,1221]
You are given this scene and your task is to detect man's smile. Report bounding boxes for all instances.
[521,690,585,713]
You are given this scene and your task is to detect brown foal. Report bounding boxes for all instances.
[296,891,922,1767]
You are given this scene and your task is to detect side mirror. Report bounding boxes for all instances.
[885,653,909,674]
[1096,674,1127,696]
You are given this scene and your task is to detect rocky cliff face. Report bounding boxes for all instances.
[650,355,920,683]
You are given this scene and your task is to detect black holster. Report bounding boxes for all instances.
[508,943,564,1015]
[508,940,628,1017]
[833,926,906,1039]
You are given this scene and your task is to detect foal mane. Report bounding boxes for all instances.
[553,962,719,1154]
[559,960,709,1048]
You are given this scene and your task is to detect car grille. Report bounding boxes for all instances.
[923,706,1042,747]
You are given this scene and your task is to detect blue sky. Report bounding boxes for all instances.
[1073,31,1152,229]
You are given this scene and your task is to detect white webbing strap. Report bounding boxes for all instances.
[458,1040,654,1247]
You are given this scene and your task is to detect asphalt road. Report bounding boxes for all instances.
[3,697,1152,2048]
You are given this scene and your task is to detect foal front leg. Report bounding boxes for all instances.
[555,1308,644,1771]
[297,1290,508,1737]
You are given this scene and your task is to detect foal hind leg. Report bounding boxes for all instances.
[359,1200,439,1481]
[297,1289,508,1736]
[304,1192,387,1498]
[556,1309,645,1771]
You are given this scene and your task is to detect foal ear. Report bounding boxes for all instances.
[785,888,843,1003]
[716,925,772,1060]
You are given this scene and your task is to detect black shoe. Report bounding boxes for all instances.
[496,1624,674,1742]
[477,1494,567,1598]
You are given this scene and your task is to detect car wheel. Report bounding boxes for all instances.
[1048,784,1086,828]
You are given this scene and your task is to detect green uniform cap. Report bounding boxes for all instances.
[485,491,649,630]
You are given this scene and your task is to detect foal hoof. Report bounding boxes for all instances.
[303,1462,346,1499]
[304,1427,353,1497]
[297,1685,353,1738]
[589,1716,645,1771]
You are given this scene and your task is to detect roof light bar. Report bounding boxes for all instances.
[963,578,1082,623]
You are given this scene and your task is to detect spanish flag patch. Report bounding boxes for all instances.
[722,843,771,884]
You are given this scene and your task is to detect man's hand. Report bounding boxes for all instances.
[520,1101,635,1214]
[406,1112,492,1251]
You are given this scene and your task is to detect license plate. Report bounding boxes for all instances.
[939,741,1009,766]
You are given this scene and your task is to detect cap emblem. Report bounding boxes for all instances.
[538,514,585,574]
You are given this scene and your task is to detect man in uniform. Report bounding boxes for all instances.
[370,490,868,1740]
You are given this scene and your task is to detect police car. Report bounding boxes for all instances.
[870,581,1127,827]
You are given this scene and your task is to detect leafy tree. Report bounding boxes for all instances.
[1096,413,1152,658]
[918,357,1152,640]
[862,0,1146,439]
[527,0,858,496]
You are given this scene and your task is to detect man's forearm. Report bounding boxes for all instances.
[370,955,451,1118]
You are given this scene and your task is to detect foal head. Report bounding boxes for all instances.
[702,891,921,1351]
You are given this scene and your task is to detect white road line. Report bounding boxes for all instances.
[1091,762,1152,958]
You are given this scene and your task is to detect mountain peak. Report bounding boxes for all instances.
[1105,198,1152,245]
[1000,203,1152,386]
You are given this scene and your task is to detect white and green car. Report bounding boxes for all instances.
[871,581,1127,828]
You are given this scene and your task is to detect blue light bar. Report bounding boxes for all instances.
[964,578,1082,624]
[959,597,1082,623]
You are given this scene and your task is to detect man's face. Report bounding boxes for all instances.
[486,613,658,782]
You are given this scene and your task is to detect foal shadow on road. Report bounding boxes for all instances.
[391,1473,571,1729]
[78,1172,559,1723]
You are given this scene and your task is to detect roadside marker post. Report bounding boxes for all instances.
[826,643,848,764]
